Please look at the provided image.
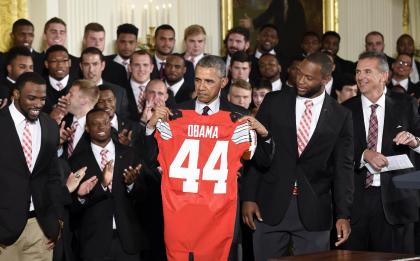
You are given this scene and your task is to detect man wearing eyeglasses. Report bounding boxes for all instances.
[43,45,75,113]
[388,54,420,98]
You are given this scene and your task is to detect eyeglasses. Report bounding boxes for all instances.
[396,60,411,67]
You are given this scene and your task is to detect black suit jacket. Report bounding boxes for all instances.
[43,75,76,113]
[343,94,420,224]
[99,55,130,90]
[167,79,194,104]
[0,108,64,245]
[151,56,195,86]
[0,77,14,100]
[241,89,354,230]
[69,142,145,260]
[334,55,355,75]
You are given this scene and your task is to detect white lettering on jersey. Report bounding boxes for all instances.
[187,125,219,139]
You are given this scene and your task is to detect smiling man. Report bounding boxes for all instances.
[242,52,354,259]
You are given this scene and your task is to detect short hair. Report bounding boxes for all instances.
[365,31,384,43]
[196,55,227,78]
[98,84,116,97]
[145,79,167,92]
[303,31,321,41]
[254,79,272,91]
[44,17,66,33]
[71,79,100,105]
[155,24,175,38]
[394,53,412,64]
[6,46,32,66]
[167,53,186,66]
[45,45,69,60]
[259,53,279,63]
[231,51,251,65]
[305,52,334,77]
[231,79,252,91]
[15,72,46,91]
[117,23,139,38]
[86,108,109,122]
[184,24,206,40]
[84,22,105,36]
[81,47,105,62]
[130,49,153,64]
[259,24,279,37]
[322,31,341,42]
[335,73,356,91]
[12,19,34,33]
[358,51,389,72]
[225,26,250,43]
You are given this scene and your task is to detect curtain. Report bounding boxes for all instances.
[0,0,28,52]
[409,0,419,58]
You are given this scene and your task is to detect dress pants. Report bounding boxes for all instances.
[253,197,330,261]
[88,231,139,261]
[344,186,414,253]
[0,217,53,261]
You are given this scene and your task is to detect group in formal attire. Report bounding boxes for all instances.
[0,13,420,261]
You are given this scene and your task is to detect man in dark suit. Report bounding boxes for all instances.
[126,50,154,121]
[322,31,355,75]
[365,31,395,68]
[222,27,251,73]
[69,108,145,261]
[0,72,65,260]
[388,53,420,97]
[1,46,34,102]
[241,52,354,260]
[151,24,195,85]
[80,47,130,119]
[41,17,80,79]
[164,53,194,104]
[105,23,138,78]
[343,51,420,253]
[397,34,420,85]
[8,19,44,75]
[82,22,129,89]
[43,45,76,113]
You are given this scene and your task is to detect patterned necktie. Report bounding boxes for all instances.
[293,100,313,196]
[365,104,379,188]
[22,120,32,170]
[159,62,166,79]
[297,100,313,156]
[202,106,210,116]
[137,85,145,113]
[56,82,64,91]
[67,121,79,157]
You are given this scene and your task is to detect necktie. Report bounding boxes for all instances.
[22,120,32,170]
[391,84,405,93]
[365,104,379,188]
[293,100,313,195]
[159,62,166,79]
[137,85,145,113]
[202,106,210,116]
[56,82,64,91]
[100,149,112,191]
[67,121,79,157]
[122,60,130,78]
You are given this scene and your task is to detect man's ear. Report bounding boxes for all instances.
[220,77,229,89]
[12,88,20,100]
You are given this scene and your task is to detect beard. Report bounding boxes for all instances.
[298,83,324,98]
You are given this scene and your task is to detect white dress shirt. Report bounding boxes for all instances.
[130,79,149,108]
[271,78,282,92]
[71,116,87,149]
[10,102,42,211]
[254,49,276,59]
[391,78,409,91]
[91,141,117,229]
[113,54,130,72]
[167,78,184,97]
[49,75,69,91]
[325,78,333,95]
[111,115,118,131]
[295,92,326,141]
[186,53,204,68]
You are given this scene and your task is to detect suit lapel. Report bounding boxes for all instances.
[381,96,397,154]
[32,115,47,174]
[352,97,368,149]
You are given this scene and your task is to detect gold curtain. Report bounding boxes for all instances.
[0,0,28,52]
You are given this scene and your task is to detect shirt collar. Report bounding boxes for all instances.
[6,76,15,84]
[195,96,221,115]
[49,75,70,89]
[131,78,150,88]
[155,54,165,66]
[361,91,386,110]
[72,115,86,126]
[255,49,276,59]
[91,139,115,155]
[97,78,104,86]
[114,54,130,66]
[391,78,409,90]
[296,91,326,107]
[111,115,118,130]
[166,78,184,89]
[9,101,35,126]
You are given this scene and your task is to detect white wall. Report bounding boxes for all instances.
[338,0,404,61]
[28,0,221,56]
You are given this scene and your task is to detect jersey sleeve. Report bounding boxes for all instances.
[156,119,173,140]
[231,121,257,160]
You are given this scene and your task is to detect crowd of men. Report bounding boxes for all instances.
[0,15,420,261]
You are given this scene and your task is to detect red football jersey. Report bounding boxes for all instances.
[155,109,255,261]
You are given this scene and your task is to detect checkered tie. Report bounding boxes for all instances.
[22,120,32,170]
[366,104,379,188]
[137,85,145,113]
[67,121,79,157]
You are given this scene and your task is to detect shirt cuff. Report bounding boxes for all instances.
[359,151,367,169]
[145,126,155,136]
[411,144,420,154]
[126,183,134,193]
[77,197,86,204]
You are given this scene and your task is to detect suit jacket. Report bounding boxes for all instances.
[241,89,354,230]
[69,142,145,260]
[334,55,355,75]
[31,49,45,75]
[101,81,130,119]
[0,77,14,100]
[342,94,420,224]
[0,108,64,245]
[43,74,76,113]
[98,55,130,90]
[387,80,420,98]
[61,114,91,160]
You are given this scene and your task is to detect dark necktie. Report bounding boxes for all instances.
[366,104,379,188]
[202,106,210,116]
